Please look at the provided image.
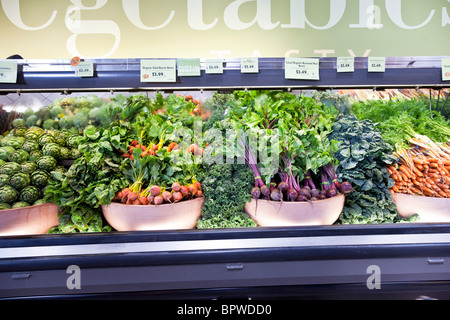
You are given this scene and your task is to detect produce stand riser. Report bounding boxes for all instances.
[1,223,450,299]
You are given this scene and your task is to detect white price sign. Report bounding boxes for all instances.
[141,59,176,82]
[442,58,450,81]
[337,57,354,73]
[75,61,94,77]
[241,57,259,73]
[0,60,18,83]
[205,59,223,74]
[368,57,385,72]
[285,57,319,80]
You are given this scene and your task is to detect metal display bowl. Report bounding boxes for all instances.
[101,197,205,231]
[244,194,345,227]
[0,203,59,236]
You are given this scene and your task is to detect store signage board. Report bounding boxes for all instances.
[75,61,94,77]
[442,58,450,81]
[368,57,386,72]
[285,57,319,80]
[0,1,448,59]
[205,59,223,74]
[337,57,354,73]
[0,60,17,83]
[140,59,176,82]
[241,57,259,73]
[178,58,201,77]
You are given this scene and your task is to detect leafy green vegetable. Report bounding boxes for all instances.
[329,114,416,224]
[351,97,450,149]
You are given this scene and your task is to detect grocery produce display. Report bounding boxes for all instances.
[0,121,82,210]
[1,89,450,233]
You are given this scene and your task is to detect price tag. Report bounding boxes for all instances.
[205,59,223,74]
[337,57,354,73]
[285,57,319,80]
[368,57,385,72]
[75,61,94,77]
[178,58,201,77]
[141,59,176,82]
[442,58,450,81]
[0,60,18,83]
[241,57,259,73]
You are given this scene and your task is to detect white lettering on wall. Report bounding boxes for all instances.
[347,49,371,57]
[1,0,57,30]
[65,0,120,58]
[187,0,218,30]
[281,0,346,30]
[314,49,335,57]
[443,1,450,27]
[224,0,279,30]
[350,0,383,29]
[385,0,435,29]
[122,0,175,30]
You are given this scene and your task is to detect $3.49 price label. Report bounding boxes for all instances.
[368,57,385,72]
[241,57,259,73]
[141,59,176,82]
[0,60,18,83]
[442,58,450,81]
[337,57,354,73]
[205,59,223,74]
[74,61,94,77]
[285,57,319,80]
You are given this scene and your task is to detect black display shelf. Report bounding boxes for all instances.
[1,223,450,299]
[0,56,448,94]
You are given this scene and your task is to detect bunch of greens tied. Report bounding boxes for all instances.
[228,90,353,202]
[329,114,418,224]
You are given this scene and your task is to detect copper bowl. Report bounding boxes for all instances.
[0,203,59,236]
[391,192,450,222]
[101,197,205,231]
[244,194,345,226]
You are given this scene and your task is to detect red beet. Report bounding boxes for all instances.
[326,187,338,198]
[317,194,326,200]
[251,187,261,199]
[310,188,320,198]
[340,181,355,194]
[270,188,283,201]
[286,188,298,201]
[298,188,311,200]
[277,181,289,193]
[260,185,270,197]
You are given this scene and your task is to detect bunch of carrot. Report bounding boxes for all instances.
[182,94,211,120]
[113,181,203,205]
[387,134,450,198]
[121,140,179,160]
